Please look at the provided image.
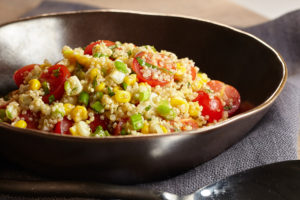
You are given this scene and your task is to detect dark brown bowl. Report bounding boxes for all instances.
[0,10,286,184]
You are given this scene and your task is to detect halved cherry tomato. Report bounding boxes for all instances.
[54,117,73,135]
[84,40,116,55]
[40,64,70,104]
[181,118,199,131]
[207,80,241,116]
[13,64,37,87]
[132,52,174,87]
[89,114,109,132]
[193,91,223,123]
[19,110,39,129]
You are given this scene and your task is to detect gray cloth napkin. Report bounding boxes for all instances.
[1,1,300,199]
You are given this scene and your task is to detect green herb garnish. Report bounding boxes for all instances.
[42,81,50,95]
[122,82,128,90]
[107,87,115,97]
[53,67,61,77]
[48,95,55,104]
[145,105,151,111]
[136,57,173,74]
[91,101,104,113]
[224,105,232,111]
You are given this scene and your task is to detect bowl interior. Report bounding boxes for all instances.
[0,11,284,107]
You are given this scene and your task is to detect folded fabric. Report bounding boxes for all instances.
[1,2,300,199]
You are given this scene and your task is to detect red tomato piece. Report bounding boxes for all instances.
[19,110,39,129]
[54,117,73,135]
[89,114,109,132]
[84,40,115,55]
[207,80,224,93]
[181,118,199,131]
[113,118,128,135]
[13,64,37,87]
[191,67,197,80]
[131,52,174,87]
[40,64,70,104]
[207,80,241,116]
[193,91,223,123]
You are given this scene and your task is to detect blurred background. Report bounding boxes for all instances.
[0,0,300,26]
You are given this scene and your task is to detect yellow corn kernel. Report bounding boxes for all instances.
[69,126,77,136]
[170,98,189,113]
[62,46,75,60]
[63,103,74,115]
[89,68,100,80]
[192,73,210,91]
[174,63,186,80]
[71,106,88,122]
[28,79,41,90]
[141,121,149,134]
[160,125,168,133]
[67,64,75,72]
[197,73,210,83]
[124,74,137,85]
[189,102,201,117]
[192,80,203,91]
[113,86,122,93]
[95,82,105,92]
[75,54,91,67]
[14,120,27,128]
[115,90,131,103]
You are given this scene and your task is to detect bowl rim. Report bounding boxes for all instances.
[0,9,288,142]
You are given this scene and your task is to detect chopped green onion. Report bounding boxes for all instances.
[64,81,70,93]
[91,101,104,113]
[92,125,110,137]
[138,90,150,102]
[122,82,128,90]
[108,45,116,50]
[120,128,128,135]
[48,95,55,104]
[145,105,151,111]
[6,110,13,120]
[95,91,104,100]
[127,50,132,57]
[93,52,107,58]
[107,87,115,97]
[156,101,176,120]
[53,67,61,77]
[156,103,172,115]
[114,60,129,73]
[78,91,89,106]
[164,109,176,120]
[130,113,144,130]
[42,81,50,95]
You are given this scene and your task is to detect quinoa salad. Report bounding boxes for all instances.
[0,40,241,137]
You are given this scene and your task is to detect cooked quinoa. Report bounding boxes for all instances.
[0,40,241,137]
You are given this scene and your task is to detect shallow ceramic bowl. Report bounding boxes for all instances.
[0,10,286,184]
